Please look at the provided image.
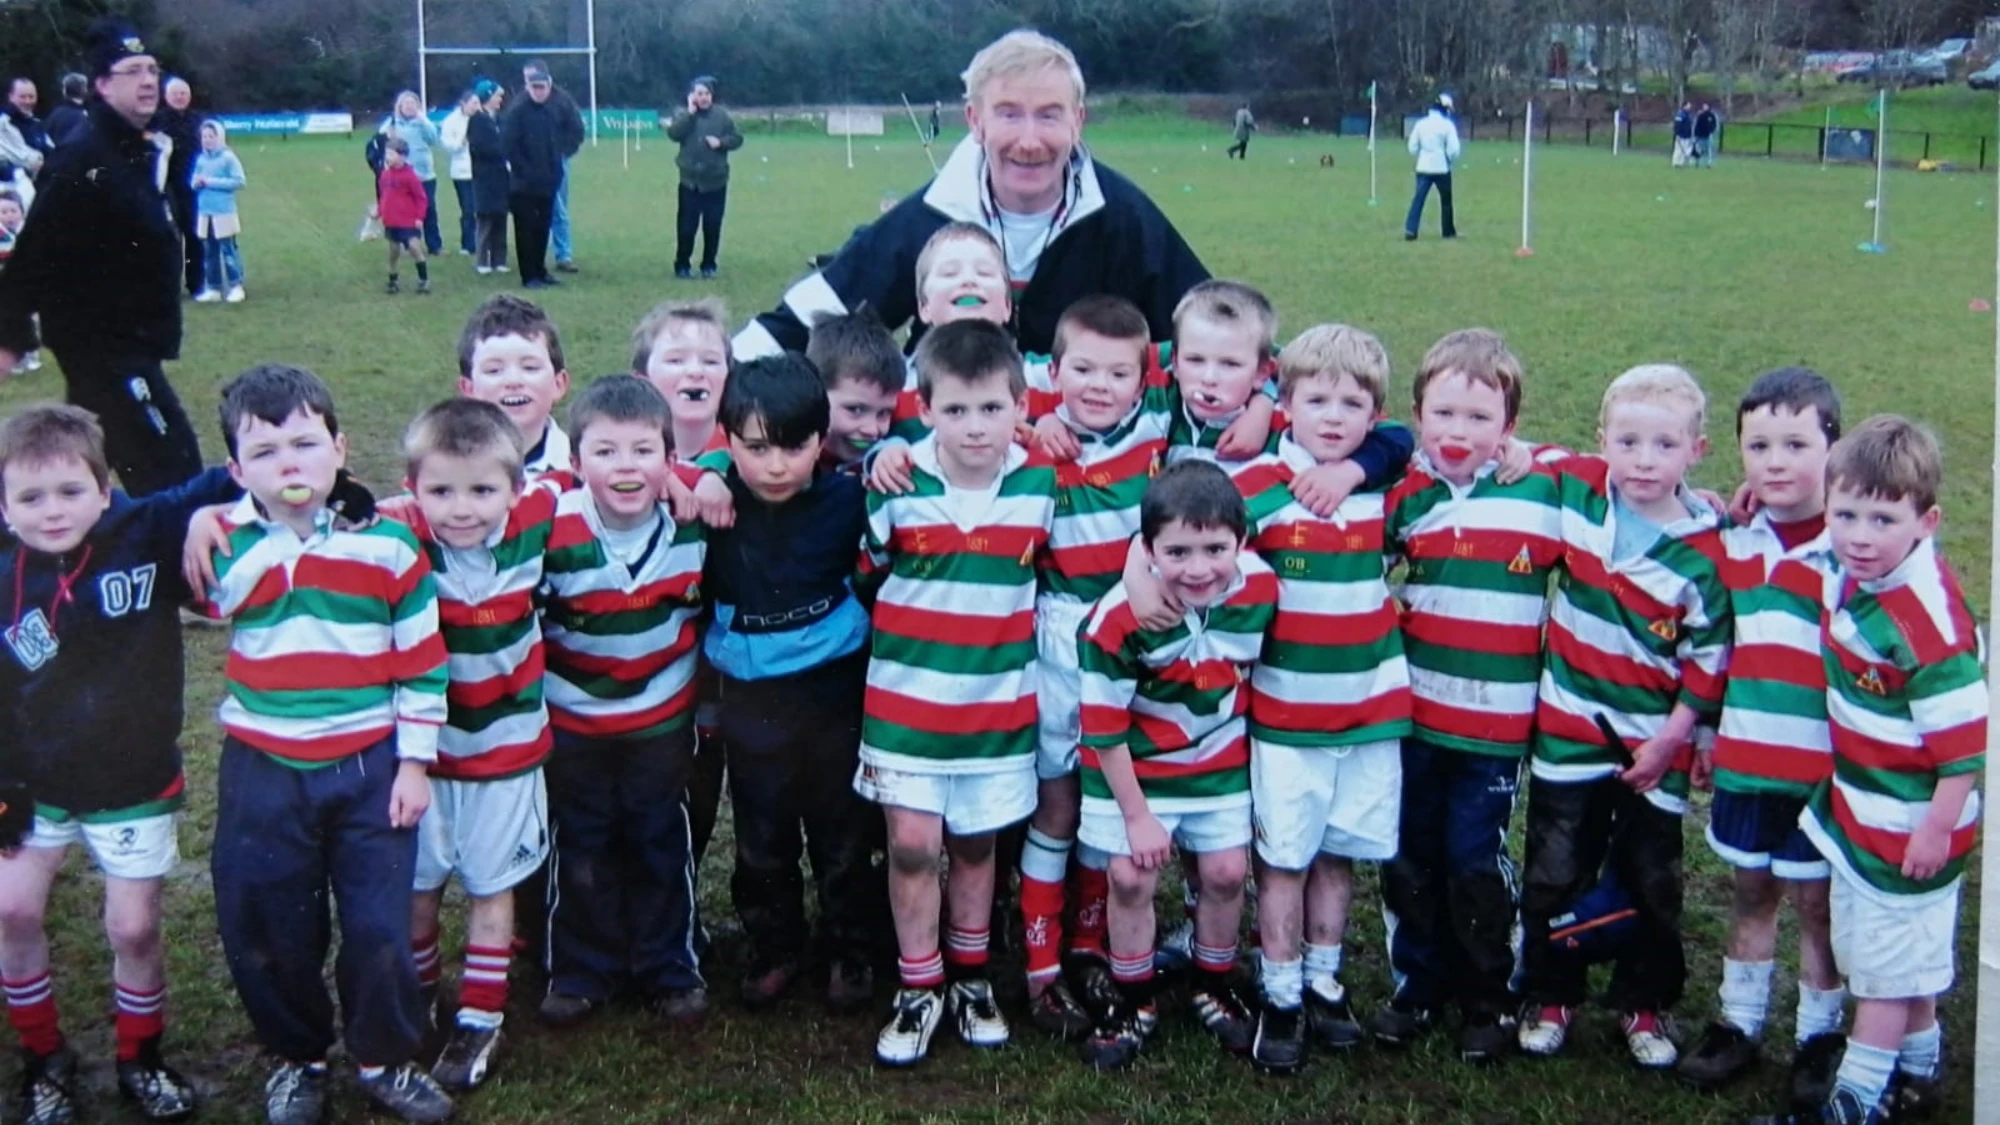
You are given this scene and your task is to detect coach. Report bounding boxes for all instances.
[0,20,201,495]
[733,29,1209,358]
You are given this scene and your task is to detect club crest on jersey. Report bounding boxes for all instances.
[1855,666,1887,696]
[1648,618,1678,642]
[1019,539,1036,567]
[1148,452,1163,478]
[4,609,57,671]
[1508,546,1535,575]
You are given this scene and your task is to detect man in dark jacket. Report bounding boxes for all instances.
[666,75,742,279]
[734,30,1208,359]
[154,76,200,295]
[0,21,201,496]
[503,62,572,289]
[43,74,87,148]
[5,79,50,158]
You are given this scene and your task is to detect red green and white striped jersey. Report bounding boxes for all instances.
[409,486,557,781]
[1713,514,1839,797]
[541,489,707,739]
[1243,435,1410,747]
[1078,553,1277,811]
[1036,385,1173,604]
[859,437,1055,774]
[1384,452,1565,757]
[1803,538,1986,898]
[207,497,448,766]
[1532,457,1731,815]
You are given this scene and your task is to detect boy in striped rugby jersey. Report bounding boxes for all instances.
[1681,369,1847,1099]
[1376,329,1563,1064]
[456,295,573,477]
[1075,461,1276,1071]
[1238,325,1413,1074]
[397,399,554,1093]
[203,365,456,1124]
[852,320,1054,1067]
[805,305,904,472]
[1518,365,1730,1071]
[537,376,712,1030]
[882,223,1015,446]
[1752,418,1983,1125]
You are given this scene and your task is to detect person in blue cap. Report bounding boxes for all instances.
[667,74,742,280]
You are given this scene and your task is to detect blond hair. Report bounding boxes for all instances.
[915,221,1004,294]
[1826,414,1942,514]
[1173,279,1278,363]
[1414,328,1524,422]
[961,30,1085,108]
[1600,364,1706,438]
[0,404,108,489]
[404,398,525,486]
[1277,324,1390,410]
[630,297,730,372]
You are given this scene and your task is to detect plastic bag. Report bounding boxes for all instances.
[356,204,383,242]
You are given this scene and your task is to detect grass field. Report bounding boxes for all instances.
[0,121,1990,1124]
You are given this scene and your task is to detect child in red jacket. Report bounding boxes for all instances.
[378,138,431,294]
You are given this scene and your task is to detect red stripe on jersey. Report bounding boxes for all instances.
[1546,619,1678,693]
[1081,737,1249,780]
[227,725,387,762]
[866,687,1037,736]
[1829,785,1977,865]
[1055,440,1161,493]
[1537,708,1696,771]
[1251,689,1410,733]
[435,732,551,780]
[1414,697,1536,746]
[1562,550,1678,623]
[438,588,536,629]
[549,678,700,736]
[1270,605,1398,646]
[1401,612,1542,657]
[448,648,548,709]
[561,576,700,617]
[1727,642,1822,687]
[890,523,1046,562]
[549,627,696,682]
[872,602,1035,648]
[1712,740,1829,785]
[1401,527,1559,564]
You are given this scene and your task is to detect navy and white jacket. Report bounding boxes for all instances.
[0,467,237,816]
[734,137,1210,359]
[701,466,870,683]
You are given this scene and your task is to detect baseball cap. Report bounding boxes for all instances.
[1436,92,1455,111]
[524,63,552,85]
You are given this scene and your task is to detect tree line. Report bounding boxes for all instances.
[0,0,1985,119]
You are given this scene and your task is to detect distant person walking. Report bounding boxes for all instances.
[381,90,443,253]
[1672,102,1694,166]
[667,74,742,280]
[1404,93,1460,241]
[1227,102,1255,158]
[439,88,479,255]
[1694,102,1719,166]
[929,100,942,144]
[467,81,510,274]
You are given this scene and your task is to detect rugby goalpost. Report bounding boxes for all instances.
[415,0,600,145]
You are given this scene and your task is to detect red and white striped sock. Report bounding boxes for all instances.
[897,951,945,991]
[411,934,442,989]
[943,926,990,979]
[114,982,165,1061]
[3,973,62,1056]
[456,945,511,1029]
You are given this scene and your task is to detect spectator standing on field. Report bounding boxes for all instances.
[503,63,570,289]
[155,76,200,295]
[1694,102,1719,166]
[929,100,941,144]
[0,79,46,210]
[468,81,510,274]
[666,75,742,280]
[190,118,246,303]
[0,19,204,496]
[1404,92,1460,241]
[1672,102,1694,166]
[439,88,479,256]
[44,73,87,147]
[530,59,586,274]
[382,90,444,254]
[1227,102,1255,158]
[4,78,50,165]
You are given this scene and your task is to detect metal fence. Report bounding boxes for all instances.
[1392,113,1996,171]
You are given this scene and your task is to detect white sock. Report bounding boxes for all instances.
[1718,958,1775,1038]
[1832,1040,1897,1111]
[1260,955,1304,1010]
[1021,826,1071,884]
[1795,984,1847,1042]
[1898,1024,1941,1079]
[1304,941,1343,999]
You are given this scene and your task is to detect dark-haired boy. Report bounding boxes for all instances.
[856,320,1054,1067]
[704,353,882,1013]
[1682,369,1847,1099]
[806,306,903,472]
[1074,460,1276,1071]
[201,364,454,1125]
[0,405,236,1125]
[456,294,573,476]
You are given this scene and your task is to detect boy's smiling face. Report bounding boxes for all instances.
[461,332,569,446]
[1174,314,1262,424]
[1418,370,1515,486]
[1145,518,1243,610]
[575,417,668,530]
[228,407,347,527]
[0,455,110,554]
[411,451,519,550]
[917,238,1011,327]
[1055,329,1146,432]
[642,319,729,434]
[824,374,898,463]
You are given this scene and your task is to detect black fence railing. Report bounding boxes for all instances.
[1384,114,1994,170]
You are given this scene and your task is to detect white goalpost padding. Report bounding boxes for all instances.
[416,0,600,144]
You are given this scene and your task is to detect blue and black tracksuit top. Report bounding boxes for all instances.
[701,466,869,683]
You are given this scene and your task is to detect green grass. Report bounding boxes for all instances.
[1749,84,2000,166]
[0,122,1989,1123]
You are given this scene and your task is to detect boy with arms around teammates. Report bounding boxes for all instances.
[457,295,573,477]
[805,305,905,474]
[1682,369,1849,1101]
[1374,329,1565,1064]
[855,320,1055,1067]
[1752,418,1983,1125]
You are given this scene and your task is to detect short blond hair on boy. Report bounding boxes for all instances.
[1277,324,1390,410]
[1415,328,1524,423]
[915,221,1005,294]
[1600,363,1706,438]
[630,296,730,373]
[404,398,526,486]
[961,29,1086,108]
[1826,414,1943,514]
[1173,279,1278,362]
[0,405,109,489]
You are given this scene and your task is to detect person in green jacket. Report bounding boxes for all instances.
[667,75,743,280]
[1227,103,1255,159]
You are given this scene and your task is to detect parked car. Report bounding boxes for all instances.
[1970,59,2000,89]
[1838,50,1949,86]
[1929,38,1972,63]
